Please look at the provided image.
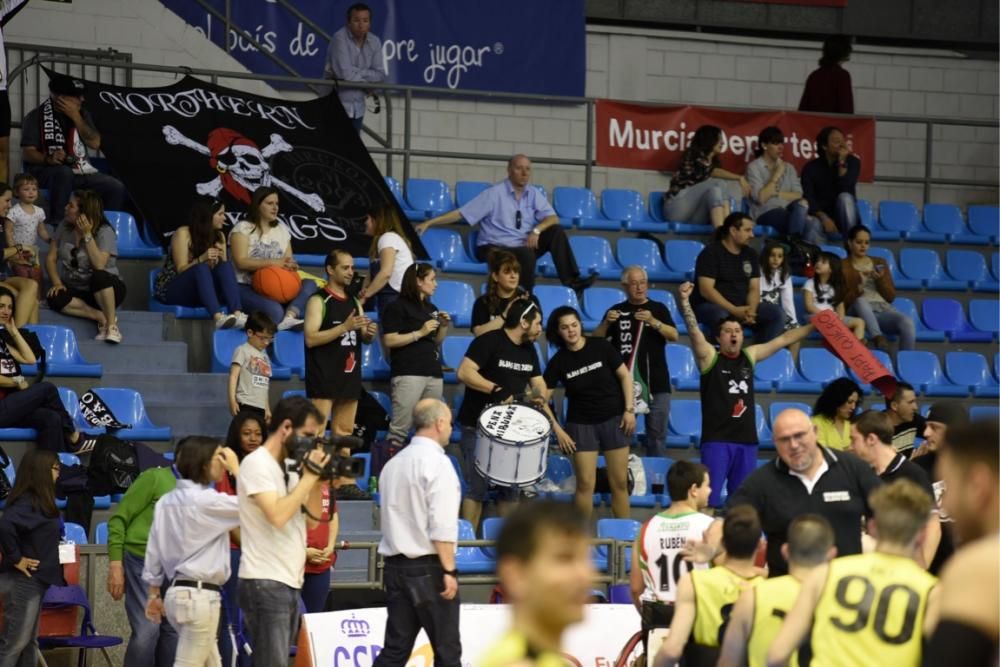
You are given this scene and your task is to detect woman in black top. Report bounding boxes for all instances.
[381,263,450,445]
[543,306,635,519]
[0,449,64,664]
[470,250,538,337]
[661,125,749,228]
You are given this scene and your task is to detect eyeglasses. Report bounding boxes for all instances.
[252,332,274,343]
[515,210,522,230]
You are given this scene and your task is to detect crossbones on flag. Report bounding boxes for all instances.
[67,69,424,258]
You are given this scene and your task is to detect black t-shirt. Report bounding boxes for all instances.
[692,241,760,308]
[601,299,674,394]
[912,450,956,574]
[457,329,541,427]
[880,452,934,499]
[543,338,625,424]
[700,350,758,445]
[471,292,540,331]
[380,297,443,378]
[889,413,926,456]
[728,447,883,576]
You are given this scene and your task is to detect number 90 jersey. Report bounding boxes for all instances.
[638,511,716,604]
[809,552,937,667]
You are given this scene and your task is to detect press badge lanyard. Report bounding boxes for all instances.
[57,517,76,565]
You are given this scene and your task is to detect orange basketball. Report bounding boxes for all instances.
[252,266,302,303]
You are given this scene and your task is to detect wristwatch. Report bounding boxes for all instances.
[625,407,635,414]
[531,228,541,236]
[443,569,459,577]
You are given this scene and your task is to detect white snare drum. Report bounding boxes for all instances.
[474,403,551,487]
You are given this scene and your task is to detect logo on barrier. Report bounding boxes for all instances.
[340,615,371,638]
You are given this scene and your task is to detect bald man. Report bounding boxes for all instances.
[415,154,596,292]
[726,408,882,575]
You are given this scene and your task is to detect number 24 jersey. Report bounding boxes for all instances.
[637,510,716,604]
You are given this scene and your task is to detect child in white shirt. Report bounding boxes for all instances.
[803,251,866,340]
[5,174,49,285]
[759,241,800,357]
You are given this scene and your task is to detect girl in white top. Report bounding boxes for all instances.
[360,204,414,313]
[803,251,865,340]
[758,241,800,358]
[5,174,49,284]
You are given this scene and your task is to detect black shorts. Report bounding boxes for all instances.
[48,270,127,312]
[0,91,10,138]
[566,415,627,453]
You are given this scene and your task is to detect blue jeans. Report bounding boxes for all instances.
[701,441,758,508]
[695,301,784,345]
[758,201,825,245]
[0,572,46,667]
[300,569,331,614]
[849,299,916,350]
[219,549,251,667]
[644,392,671,458]
[124,552,178,667]
[662,179,726,224]
[239,579,299,667]
[161,261,242,316]
[237,279,317,324]
[832,192,859,237]
[28,167,125,223]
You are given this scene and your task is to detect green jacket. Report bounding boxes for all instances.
[106,466,177,561]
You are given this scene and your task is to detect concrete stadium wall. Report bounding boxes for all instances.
[8,2,998,208]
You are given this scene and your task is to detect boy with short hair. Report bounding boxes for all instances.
[228,311,276,424]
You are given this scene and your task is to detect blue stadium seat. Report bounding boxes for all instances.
[454,181,490,208]
[820,244,847,259]
[441,335,472,384]
[271,331,305,378]
[630,457,674,508]
[899,248,965,291]
[866,247,921,290]
[360,337,390,381]
[664,240,704,281]
[211,330,292,379]
[648,192,668,223]
[21,325,102,377]
[569,236,623,279]
[892,297,946,342]
[58,387,98,434]
[95,522,108,545]
[993,252,999,281]
[385,176,424,221]
[968,299,999,338]
[897,351,968,397]
[648,289,686,334]
[456,519,494,573]
[405,178,453,219]
[147,270,212,319]
[798,348,847,386]
[481,516,503,558]
[945,351,999,398]
[602,188,666,233]
[769,401,812,425]
[63,522,88,545]
[847,349,895,391]
[554,186,619,230]
[856,199,877,228]
[921,298,993,343]
[667,399,700,447]
[420,229,487,274]
[595,518,641,573]
[89,387,173,440]
[923,204,990,245]
[878,201,942,241]
[582,287,625,326]
[617,238,681,282]
[544,454,574,486]
[106,211,163,259]
[434,280,476,327]
[754,348,821,394]
[533,285,581,316]
[970,406,1000,422]
[756,404,774,449]
[666,343,699,391]
[945,250,998,292]
[967,205,999,241]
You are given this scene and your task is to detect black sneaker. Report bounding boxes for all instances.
[71,436,99,455]
[570,273,598,293]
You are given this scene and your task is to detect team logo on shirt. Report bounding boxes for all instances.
[731,398,747,418]
[344,351,357,374]
[743,261,752,277]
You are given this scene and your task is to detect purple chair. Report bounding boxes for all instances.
[38,584,123,666]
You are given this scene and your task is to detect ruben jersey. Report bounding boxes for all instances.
[807,552,937,667]
[748,575,803,667]
[691,566,763,648]
[637,511,715,603]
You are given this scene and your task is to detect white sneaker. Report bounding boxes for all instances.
[215,314,239,330]
[232,312,249,329]
[105,323,123,344]
[277,315,304,331]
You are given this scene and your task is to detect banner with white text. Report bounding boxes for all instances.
[595,100,876,182]
[295,604,642,667]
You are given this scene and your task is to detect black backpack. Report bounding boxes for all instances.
[87,434,140,495]
[784,237,822,277]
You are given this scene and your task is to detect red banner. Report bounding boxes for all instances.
[595,100,876,182]
[811,310,897,397]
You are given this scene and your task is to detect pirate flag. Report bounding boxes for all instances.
[64,68,425,259]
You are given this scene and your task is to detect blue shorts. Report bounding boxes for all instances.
[700,441,758,507]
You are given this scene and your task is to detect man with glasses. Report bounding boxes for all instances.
[593,266,678,457]
[726,408,882,576]
[415,154,597,293]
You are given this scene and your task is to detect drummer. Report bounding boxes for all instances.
[543,306,635,519]
[456,298,553,529]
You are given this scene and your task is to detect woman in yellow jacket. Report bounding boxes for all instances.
[811,378,863,450]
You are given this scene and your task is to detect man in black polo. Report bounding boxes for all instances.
[727,408,882,576]
[881,381,925,457]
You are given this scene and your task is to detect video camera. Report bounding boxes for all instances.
[288,434,366,481]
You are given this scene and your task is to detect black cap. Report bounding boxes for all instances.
[925,401,968,427]
[48,73,85,97]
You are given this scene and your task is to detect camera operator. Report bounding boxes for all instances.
[237,396,331,665]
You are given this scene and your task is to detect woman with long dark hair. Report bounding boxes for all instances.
[842,225,914,351]
[229,186,317,331]
[746,126,824,244]
[360,204,414,314]
[812,378,863,450]
[380,262,449,445]
[44,189,127,342]
[0,449,63,666]
[662,125,749,228]
[470,250,538,337]
[799,35,854,114]
[155,197,247,329]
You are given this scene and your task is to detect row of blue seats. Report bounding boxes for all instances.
[384,176,999,244]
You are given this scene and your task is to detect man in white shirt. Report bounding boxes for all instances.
[374,398,462,667]
[237,396,330,665]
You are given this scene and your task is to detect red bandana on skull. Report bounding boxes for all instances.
[207,128,263,205]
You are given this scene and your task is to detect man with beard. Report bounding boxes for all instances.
[237,396,330,664]
[924,419,999,666]
[678,281,816,507]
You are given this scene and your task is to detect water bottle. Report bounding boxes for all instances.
[369,475,378,494]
